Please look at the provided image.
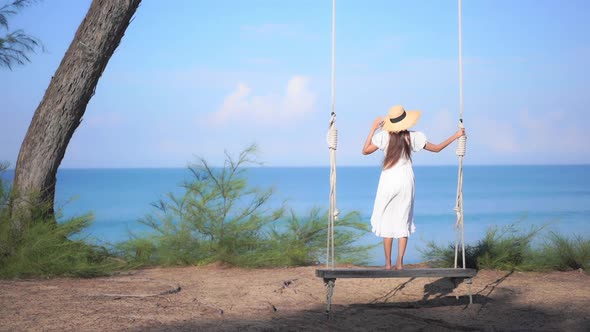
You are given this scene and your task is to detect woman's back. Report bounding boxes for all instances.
[371,130,428,169]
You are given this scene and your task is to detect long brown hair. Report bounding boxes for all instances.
[383,130,412,169]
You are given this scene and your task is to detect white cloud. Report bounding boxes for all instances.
[520,109,564,132]
[473,117,520,153]
[519,109,588,154]
[470,109,589,156]
[210,76,317,126]
[418,108,455,142]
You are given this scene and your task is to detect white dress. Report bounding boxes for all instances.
[370,130,428,238]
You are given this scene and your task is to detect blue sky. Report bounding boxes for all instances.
[1,0,589,167]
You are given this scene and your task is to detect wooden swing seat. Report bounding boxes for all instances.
[315,267,477,315]
[316,267,476,279]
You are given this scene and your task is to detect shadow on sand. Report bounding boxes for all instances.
[129,271,588,332]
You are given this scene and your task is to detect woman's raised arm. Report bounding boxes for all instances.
[424,128,466,153]
[362,117,384,155]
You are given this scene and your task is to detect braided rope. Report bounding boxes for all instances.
[327,124,338,150]
[326,0,338,269]
[454,147,466,269]
[327,117,339,269]
[454,0,467,269]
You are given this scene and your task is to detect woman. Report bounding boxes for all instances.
[362,105,466,270]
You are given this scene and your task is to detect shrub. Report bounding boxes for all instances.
[420,223,543,270]
[117,145,373,267]
[537,232,590,271]
[0,163,124,278]
[259,208,373,267]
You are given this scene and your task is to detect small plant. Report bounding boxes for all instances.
[0,162,124,278]
[261,208,373,267]
[420,223,543,270]
[537,232,590,271]
[117,144,285,266]
[117,145,373,267]
[0,214,123,278]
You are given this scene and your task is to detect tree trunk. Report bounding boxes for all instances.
[11,0,141,225]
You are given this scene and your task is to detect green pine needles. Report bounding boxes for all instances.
[0,0,44,69]
[537,231,590,271]
[0,163,123,278]
[420,222,590,272]
[117,145,373,268]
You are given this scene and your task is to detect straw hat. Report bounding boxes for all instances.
[382,105,422,132]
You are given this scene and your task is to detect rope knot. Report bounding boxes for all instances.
[455,121,466,156]
[327,126,338,150]
[456,136,466,156]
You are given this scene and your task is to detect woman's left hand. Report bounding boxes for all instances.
[455,128,466,139]
[372,116,384,130]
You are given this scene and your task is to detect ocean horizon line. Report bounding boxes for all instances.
[4,163,589,171]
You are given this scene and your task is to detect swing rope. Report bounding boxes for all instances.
[454,0,467,269]
[325,0,467,270]
[326,0,339,269]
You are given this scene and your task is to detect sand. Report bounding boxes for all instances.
[1,263,589,331]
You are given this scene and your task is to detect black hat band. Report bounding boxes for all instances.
[389,111,407,123]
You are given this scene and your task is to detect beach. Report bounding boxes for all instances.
[1,264,588,331]
[2,1,589,331]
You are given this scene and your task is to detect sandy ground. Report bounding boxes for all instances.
[1,263,589,332]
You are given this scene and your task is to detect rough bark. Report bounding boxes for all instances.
[11,0,141,224]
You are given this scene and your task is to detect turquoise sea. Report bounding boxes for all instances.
[3,165,590,265]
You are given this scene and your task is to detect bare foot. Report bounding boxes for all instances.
[394,265,404,270]
[385,265,393,270]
